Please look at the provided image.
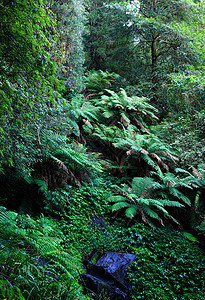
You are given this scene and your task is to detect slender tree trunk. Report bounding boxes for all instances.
[151,32,158,104]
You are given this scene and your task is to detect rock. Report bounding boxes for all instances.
[82,251,136,299]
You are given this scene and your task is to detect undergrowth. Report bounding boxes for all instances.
[1,175,205,299]
[154,112,205,167]
[42,176,205,299]
[0,207,90,300]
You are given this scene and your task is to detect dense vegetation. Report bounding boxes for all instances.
[0,0,205,299]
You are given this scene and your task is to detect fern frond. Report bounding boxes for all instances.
[34,179,48,192]
[159,200,184,208]
[137,198,162,207]
[121,112,130,125]
[108,195,127,202]
[103,109,115,119]
[167,188,191,206]
[175,168,193,176]
[111,202,130,211]
[141,205,159,219]
[183,232,199,243]
[140,152,162,173]
[132,177,162,197]
[125,205,138,219]
[0,206,17,224]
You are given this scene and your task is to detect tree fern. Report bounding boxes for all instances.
[132,177,162,197]
[36,129,104,187]
[109,173,193,226]
[84,70,120,94]
[70,93,100,123]
[80,70,179,177]
[113,131,178,174]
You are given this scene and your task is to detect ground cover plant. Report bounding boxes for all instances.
[41,177,205,299]
[1,167,205,299]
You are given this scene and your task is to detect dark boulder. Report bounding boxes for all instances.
[82,251,136,299]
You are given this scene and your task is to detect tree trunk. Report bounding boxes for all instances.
[151,32,158,104]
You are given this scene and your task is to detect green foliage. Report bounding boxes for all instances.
[0,0,59,169]
[0,280,25,300]
[1,2,205,299]
[165,68,205,113]
[83,0,204,111]
[98,88,158,124]
[126,225,205,300]
[80,71,179,177]
[154,112,205,167]
[39,130,104,187]
[113,131,178,175]
[1,176,204,299]
[109,172,193,226]
[69,93,100,125]
[42,184,205,300]
[0,95,79,181]
[0,0,85,180]
[183,231,199,243]
[84,0,119,71]
[84,70,121,94]
[43,176,114,219]
[42,176,126,255]
[0,206,88,299]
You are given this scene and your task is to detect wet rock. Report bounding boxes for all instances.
[82,251,136,299]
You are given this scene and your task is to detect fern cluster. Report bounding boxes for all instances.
[84,70,120,94]
[72,70,179,178]
[32,128,105,190]
[0,207,89,299]
[109,171,196,226]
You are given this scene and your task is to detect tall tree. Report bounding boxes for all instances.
[129,0,200,104]
[84,0,108,70]
[50,0,85,92]
[84,0,129,71]
[84,0,203,108]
